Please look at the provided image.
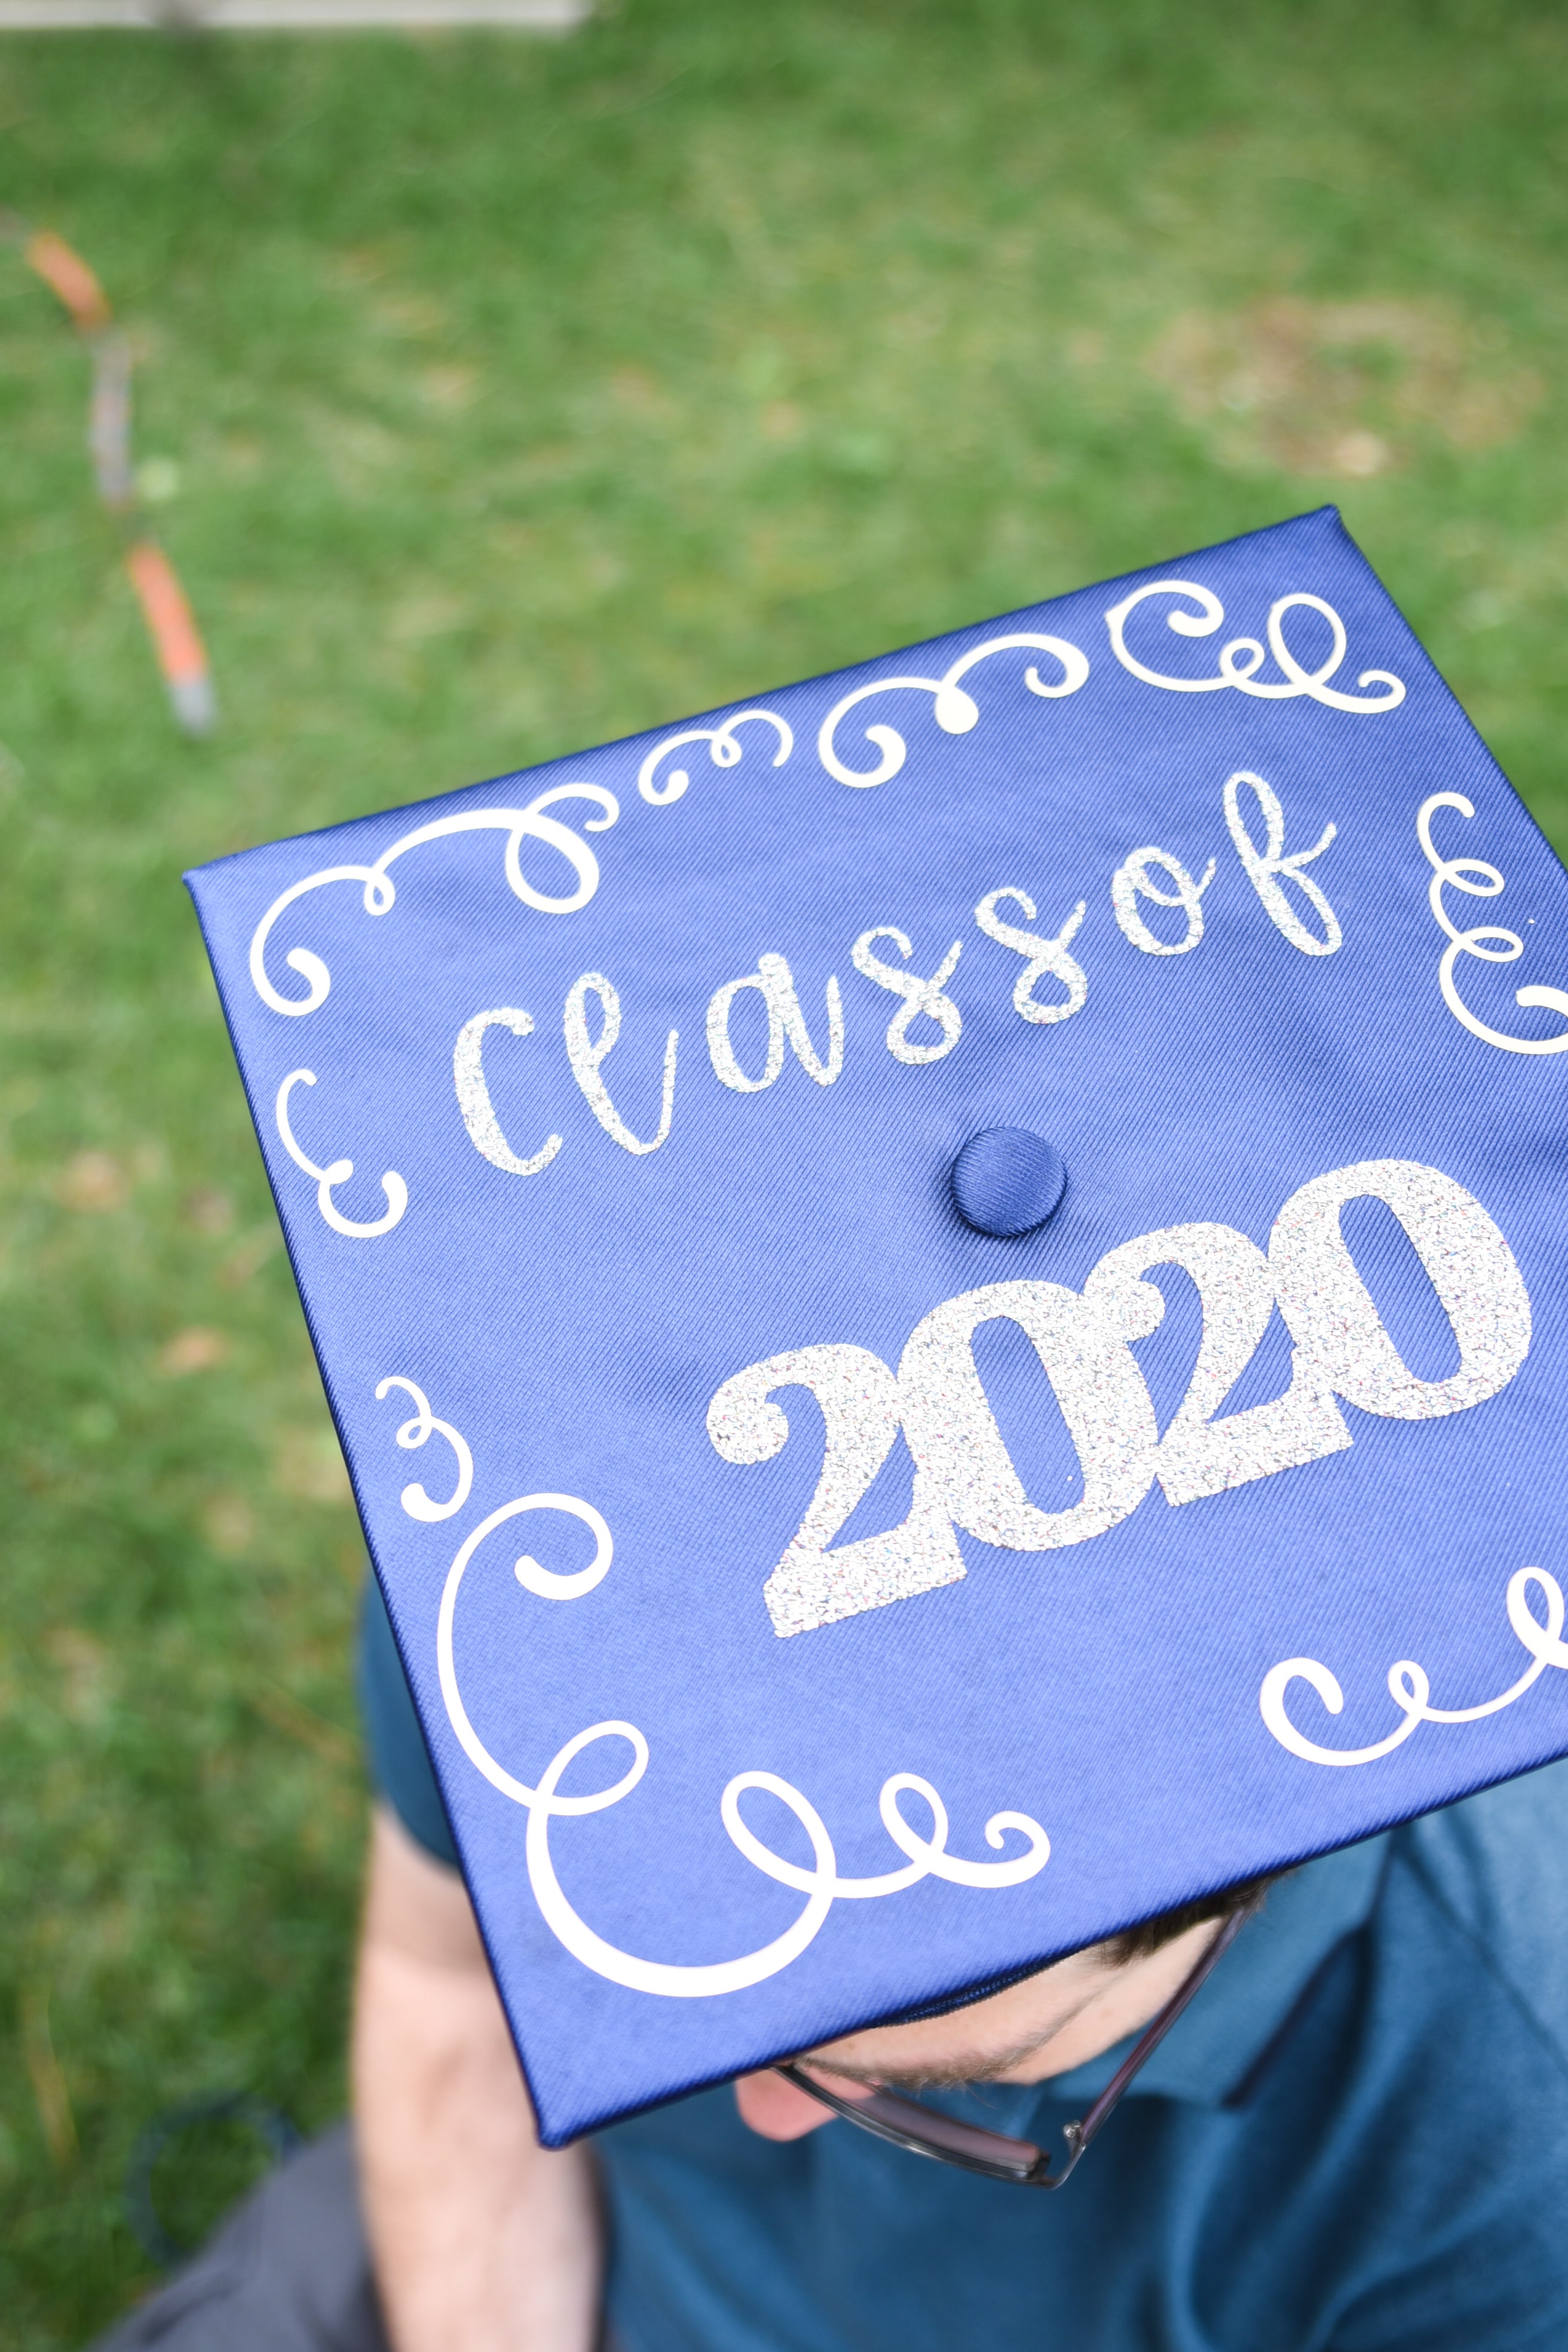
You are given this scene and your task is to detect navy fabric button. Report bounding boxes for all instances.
[950,1128,1067,1237]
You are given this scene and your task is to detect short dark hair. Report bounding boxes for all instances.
[1099,1872,1282,1968]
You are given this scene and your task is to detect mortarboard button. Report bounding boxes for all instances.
[951,1127,1067,1237]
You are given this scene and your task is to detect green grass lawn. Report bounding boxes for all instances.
[2,0,1566,2337]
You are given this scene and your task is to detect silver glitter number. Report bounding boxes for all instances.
[709,1163,1532,1640]
[897,1279,1162,1552]
[1269,1159,1531,1419]
[707,1343,966,1639]
[1086,1222,1351,1508]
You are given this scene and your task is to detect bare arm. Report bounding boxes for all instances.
[353,1804,602,2352]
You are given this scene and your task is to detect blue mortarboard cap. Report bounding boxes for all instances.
[187,506,1568,2143]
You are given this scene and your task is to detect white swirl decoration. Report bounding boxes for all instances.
[1261,1568,1568,1767]
[276,1069,408,1239]
[1417,793,1568,1055]
[818,632,1090,789]
[1105,581,1404,713]
[250,787,620,1019]
[437,1511,1048,1998]
[376,1374,474,1522]
[638,709,793,808]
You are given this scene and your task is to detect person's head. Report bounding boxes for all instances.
[737,1875,1275,2143]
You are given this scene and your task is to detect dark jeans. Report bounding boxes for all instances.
[90,2125,624,2352]
[91,2125,390,2352]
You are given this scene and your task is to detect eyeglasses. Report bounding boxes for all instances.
[774,1908,1246,2188]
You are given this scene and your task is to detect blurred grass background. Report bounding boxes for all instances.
[2,0,1566,2338]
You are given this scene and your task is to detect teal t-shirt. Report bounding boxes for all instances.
[359,1581,1568,2351]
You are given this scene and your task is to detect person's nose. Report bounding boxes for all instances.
[733,2068,840,2142]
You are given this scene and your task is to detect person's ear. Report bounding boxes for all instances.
[734,2069,837,2142]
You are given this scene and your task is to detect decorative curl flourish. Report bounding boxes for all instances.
[448,1494,615,1606]
[275,1069,408,1239]
[250,788,620,1018]
[1260,1568,1568,1766]
[1104,581,1404,712]
[638,709,792,807]
[1417,793,1568,1055]
[375,1375,474,1522]
[437,1518,1049,1998]
[818,632,1089,789]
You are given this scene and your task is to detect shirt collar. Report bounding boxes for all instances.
[1036,1833,1391,2111]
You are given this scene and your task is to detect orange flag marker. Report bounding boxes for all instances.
[24,229,113,332]
[13,222,218,735]
[125,540,219,735]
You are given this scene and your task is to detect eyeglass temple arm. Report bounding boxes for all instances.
[774,1904,1249,2189]
[1073,1906,1248,2151]
[774,2063,1055,2180]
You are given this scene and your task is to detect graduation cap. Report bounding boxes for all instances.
[187,506,1568,2143]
